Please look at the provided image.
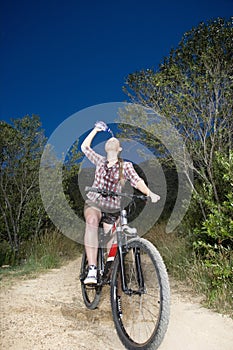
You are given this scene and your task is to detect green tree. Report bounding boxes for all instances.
[0,115,47,259]
[62,140,84,218]
[39,139,85,244]
[122,17,233,235]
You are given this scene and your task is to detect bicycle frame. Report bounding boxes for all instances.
[98,208,145,296]
[97,220,118,284]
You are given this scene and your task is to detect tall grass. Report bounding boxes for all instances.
[28,230,80,265]
[145,223,233,318]
[0,230,82,282]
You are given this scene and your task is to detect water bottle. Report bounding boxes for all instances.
[95,121,114,137]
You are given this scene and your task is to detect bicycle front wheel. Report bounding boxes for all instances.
[110,238,170,350]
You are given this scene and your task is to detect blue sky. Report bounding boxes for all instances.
[1,0,232,137]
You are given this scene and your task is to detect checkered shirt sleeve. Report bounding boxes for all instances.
[123,162,141,188]
[81,145,104,165]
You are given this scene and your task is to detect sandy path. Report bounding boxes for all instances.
[0,258,232,350]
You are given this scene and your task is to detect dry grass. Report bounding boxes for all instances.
[144,223,233,318]
[0,230,81,287]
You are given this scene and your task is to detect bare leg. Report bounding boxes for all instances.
[103,222,114,252]
[103,221,121,297]
[84,207,102,266]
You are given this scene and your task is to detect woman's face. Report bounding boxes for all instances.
[105,137,122,153]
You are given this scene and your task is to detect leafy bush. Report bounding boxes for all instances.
[0,240,13,266]
[178,152,233,313]
[146,224,233,317]
[190,151,233,250]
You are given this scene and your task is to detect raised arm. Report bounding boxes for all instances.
[81,122,107,152]
[81,127,99,152]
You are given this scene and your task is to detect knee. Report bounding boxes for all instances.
[85,214,100,228]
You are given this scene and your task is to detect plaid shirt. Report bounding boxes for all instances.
[82,146,142,211]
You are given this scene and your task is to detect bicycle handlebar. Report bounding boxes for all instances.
[84,186,149,201]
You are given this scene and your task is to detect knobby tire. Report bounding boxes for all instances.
[110,237,170,350]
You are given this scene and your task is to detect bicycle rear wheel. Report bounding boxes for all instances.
[110,237,170,350]
[80,250,102,309]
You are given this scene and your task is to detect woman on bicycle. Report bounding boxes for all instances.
[81,121,160,284]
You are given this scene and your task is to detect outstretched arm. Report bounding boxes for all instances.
[136,179,160,203]
[124,162,161,204]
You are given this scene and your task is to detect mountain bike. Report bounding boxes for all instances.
[80,187,170,350]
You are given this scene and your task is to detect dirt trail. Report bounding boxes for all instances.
[1,258,233,350]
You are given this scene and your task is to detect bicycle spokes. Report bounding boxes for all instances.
[111,238,170,349]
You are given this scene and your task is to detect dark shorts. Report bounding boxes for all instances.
[84,200,120,225]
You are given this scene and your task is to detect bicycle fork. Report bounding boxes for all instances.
[117,229,145,296]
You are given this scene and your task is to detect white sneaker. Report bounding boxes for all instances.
[84,265,97,285]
